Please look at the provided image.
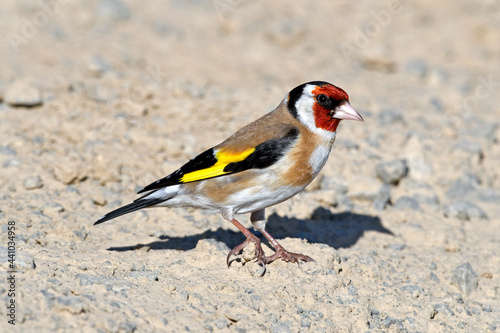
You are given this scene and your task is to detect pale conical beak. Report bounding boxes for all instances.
[333,102,364,121]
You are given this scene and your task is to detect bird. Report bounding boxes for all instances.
[94,81,364,270]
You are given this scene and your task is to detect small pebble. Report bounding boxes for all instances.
[366,133,384,148]
[378,109,406,126]
[91,191,108,206]
[402,285,423,298]
[128,271,159,282]
[482,305,492,313]
[86,82,116,103]
[478,189,500,203]
[452,140,483,156]
[320,175,348,194]
[4,81,43,107]
[214,318,229,330]
[272,322,291,333]
[3,158,21,168]
[23,176,44,190]
[401,179,439,205]
[52,296,85,314]
[97,0,131,21]
[429,97,444,112]
[87,54,111,77]
[41,202,64,216]
[300,317,311,328]
[432,303,455,316]
[119,322,137,333]
[373,185,391,211]
[0,145,16,156]
[445,174,480,201]
[393,196,420,211]
[443,201,487,220]
[1,249,36,270]
[375,159,408,185]
[451,262,478,295]
[406,149,434,180]
[381,316,395,328]
[53,164,79,185]
[388,243,407,251]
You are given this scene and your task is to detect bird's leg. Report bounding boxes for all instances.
[259,228,316,264]
[225,217,266,267]
[250,209,315,264]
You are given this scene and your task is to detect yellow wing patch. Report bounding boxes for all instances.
[180,148,255,183]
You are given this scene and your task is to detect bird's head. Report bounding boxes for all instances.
[287,81,364,135]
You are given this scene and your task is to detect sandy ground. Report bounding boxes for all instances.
[1,0,499,332]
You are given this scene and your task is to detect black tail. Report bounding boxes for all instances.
[94,198,165,225]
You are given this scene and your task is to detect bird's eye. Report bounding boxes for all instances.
[317,94,328,104]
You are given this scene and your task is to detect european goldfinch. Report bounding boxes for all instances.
[95,81,364,269]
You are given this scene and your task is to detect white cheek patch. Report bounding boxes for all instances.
[294,85,337,140]
[294,84,316,130]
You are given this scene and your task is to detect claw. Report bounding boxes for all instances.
[264,243,316,264]
[226,233,267,269]
[258,228,315,265]
[226,237,251,267]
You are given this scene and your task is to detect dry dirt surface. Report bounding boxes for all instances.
[1,1,500,332]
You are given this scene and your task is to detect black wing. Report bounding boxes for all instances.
[137,127,299,193]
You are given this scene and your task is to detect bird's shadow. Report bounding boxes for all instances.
[107,207,392,252]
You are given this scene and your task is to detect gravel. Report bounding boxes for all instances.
[319,174,348,194]
[0,247,36,270]
[443,201,487,220]
[452,140,483,157]
[347,176,381,202]
[393,196,421,211]
[97,0,131,21]
[375,159,409,185]
[1,1,498,332]
[445,174,484,202]
[402,180,440,206]
[406,149,434,180]
[87,54,112,77]
[0,145,17,156]
[377,109,406,126]
[451,262,478,295]
[52,296,85,314]
[373,185,391,211]
[4,81,43,107]
[432,303,455,317]
[23,175,44,190]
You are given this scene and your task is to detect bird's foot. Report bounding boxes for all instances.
[227,233,266,268]
[264,243,316,264]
